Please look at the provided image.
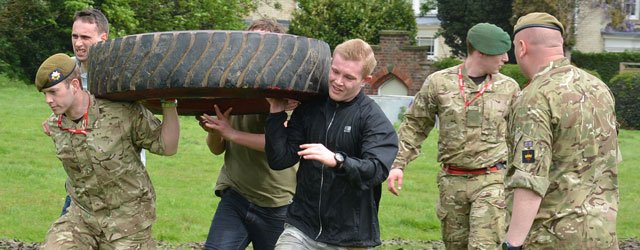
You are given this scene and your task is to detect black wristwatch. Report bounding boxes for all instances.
[334,152,345,168]
[501,241,523,250]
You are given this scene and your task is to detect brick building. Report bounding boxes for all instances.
[574,1,640,52]
[367,30,434,97]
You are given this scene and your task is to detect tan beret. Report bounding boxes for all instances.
[35,53,76,91]
[514,12,565,35]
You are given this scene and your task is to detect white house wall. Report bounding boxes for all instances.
[575,2,607,52]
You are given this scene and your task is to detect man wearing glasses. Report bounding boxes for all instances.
[35,53,180,249]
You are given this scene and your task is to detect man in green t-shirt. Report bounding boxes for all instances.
[198,19,297,250]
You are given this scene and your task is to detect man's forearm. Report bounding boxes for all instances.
[227,131,265,152]
[206,132,224,155]
[161,105,180,155]
[505,188,543,246]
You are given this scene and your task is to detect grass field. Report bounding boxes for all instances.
[0,74,638,246]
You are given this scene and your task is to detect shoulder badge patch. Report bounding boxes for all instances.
[523,140,533,148]
[522,149,535,163]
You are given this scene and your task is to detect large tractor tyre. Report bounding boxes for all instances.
[87,31,331,115]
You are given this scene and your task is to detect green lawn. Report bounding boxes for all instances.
[0,75,638,245]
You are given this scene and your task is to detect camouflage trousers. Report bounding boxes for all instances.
[436,169,506,250]
[40,203,156,250]
[522,213,618,250]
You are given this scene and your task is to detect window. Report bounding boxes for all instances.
[417,36,435,57]
[626,0,639,20]
[378,78,408,96]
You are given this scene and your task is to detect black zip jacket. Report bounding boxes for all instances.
[265,91,399,247]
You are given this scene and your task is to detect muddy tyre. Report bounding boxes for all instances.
[87,31,331,115]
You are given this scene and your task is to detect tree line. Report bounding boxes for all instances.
[0,0,631,82]
[0,0,254,81]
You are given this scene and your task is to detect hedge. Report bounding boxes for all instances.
[609,71,640,130]
[583,69,602,81]
[432,57,605,87]
[432,58,528,88]
[571,51,640,83]
[432,57,462,70]
[500,64,527,89]
[497,64,601,90]
[430,57,636,130]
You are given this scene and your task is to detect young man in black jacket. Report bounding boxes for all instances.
[265,39,398,249]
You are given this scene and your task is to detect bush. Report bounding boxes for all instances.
[397,106,407,122]
[571,51,640,83]
[609,71,640,130]
[500,64,527,89]
[432,57,462,70]
[432,59,602,91]
[583,68,602,80]
[0,73,29,88]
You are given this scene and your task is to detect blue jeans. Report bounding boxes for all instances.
[205,189,289,250]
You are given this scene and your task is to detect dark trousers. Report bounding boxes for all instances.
[60,195,71,216]
[205,189,288,250]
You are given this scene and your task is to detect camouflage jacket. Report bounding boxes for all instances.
[393,64,520,170]
[47,93,165,241]
[506,58,619,242]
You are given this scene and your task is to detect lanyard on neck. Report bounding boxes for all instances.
[58,97,90,135]
[458,65,492,108]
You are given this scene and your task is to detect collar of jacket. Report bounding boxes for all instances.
[327,90,365,107]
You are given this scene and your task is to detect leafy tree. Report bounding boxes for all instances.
[0,0,255,81]
[109,0,254,36]
[0,0,73,80]
[418,0,437,17]
[511,0,631,50]
[436,0,514,58]
[511,0,577,49]
[289,0,417,50]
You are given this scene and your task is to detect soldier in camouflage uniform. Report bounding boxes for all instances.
[502,13,620,250]
[35,53,180,249]
[387,23,520,249]
[40,9,149,216]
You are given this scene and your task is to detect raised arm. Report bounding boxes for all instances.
[199,105,266,153]
[160,99,180,155]
[264,98,304,170]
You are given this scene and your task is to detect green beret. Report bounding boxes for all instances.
[467,23,511,55]
[514,12,565,35]
[35,53,76,91]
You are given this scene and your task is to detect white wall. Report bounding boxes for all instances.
[369,95,414,124]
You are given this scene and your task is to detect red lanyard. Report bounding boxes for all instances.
[458,65,492,108]
[58,99,90,135]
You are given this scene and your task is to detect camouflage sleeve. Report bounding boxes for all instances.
[505,80,521,121]
[130,103,164,155]
[506,90,552,197]
[46,113,59,139]
[392,77,437,170]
